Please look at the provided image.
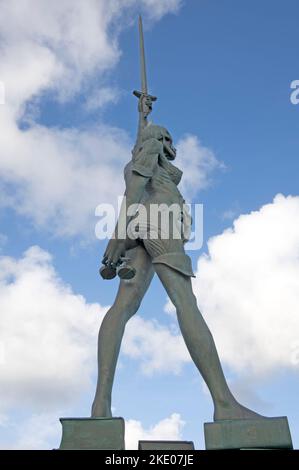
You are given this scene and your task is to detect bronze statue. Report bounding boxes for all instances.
[91,16,264,424]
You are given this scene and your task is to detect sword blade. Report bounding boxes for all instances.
[139,15,148,95]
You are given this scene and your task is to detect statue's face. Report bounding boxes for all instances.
[159,129,176,160]
[141,125,177,160]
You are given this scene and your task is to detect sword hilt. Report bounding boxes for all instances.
[133,90,157,100]
[133,90,157,117]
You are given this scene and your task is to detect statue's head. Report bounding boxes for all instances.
[141,124,176,160]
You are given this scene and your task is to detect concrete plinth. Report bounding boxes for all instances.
[59,417,125,450]
[204,416,293,450]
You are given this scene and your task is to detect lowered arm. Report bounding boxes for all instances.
[103,172,149,266]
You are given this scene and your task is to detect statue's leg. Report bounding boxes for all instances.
[91,244,154,418]
[153,262,264,421]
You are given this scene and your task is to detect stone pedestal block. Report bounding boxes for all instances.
[59,417,125,450]
[204,416,293,450]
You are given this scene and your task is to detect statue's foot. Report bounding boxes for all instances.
[91,400,112,418]
[214,399,265,421]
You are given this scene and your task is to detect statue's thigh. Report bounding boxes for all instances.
[116,244,154,301]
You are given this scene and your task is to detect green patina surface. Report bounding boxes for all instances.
[204,416,293,450]
[59,417,125,450]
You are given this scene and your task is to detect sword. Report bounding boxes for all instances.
[133,16,157,143]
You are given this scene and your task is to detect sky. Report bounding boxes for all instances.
[0,0,299,450]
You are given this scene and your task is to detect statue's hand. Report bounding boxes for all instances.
[138,93,153,117]
[102,238,126,269]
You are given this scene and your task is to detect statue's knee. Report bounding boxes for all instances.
[112,291,142,320]
[100,284,144,327]
[171,285,197,312]
[121,296,141,319]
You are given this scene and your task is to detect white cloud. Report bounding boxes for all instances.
[176,134,224,199]
[0,245,107,410]
[125,413,185,450]
[85,87,121,111]
[123,316,190,375]
[164,296,176,316]
[0,0,182,238]
[0,412,62,450]
[0,117,130,237]
[0,80,5,105]
[140,0,182,20]
[0,244,193,449]
[0,1,120,111]
[193,194,299,377]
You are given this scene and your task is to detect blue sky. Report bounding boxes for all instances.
[0,0,299,449]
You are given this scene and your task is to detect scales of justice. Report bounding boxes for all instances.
[58,17,293,451]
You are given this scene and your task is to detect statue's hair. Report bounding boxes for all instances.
[141,123,172,143]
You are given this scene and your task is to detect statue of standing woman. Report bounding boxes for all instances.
[91,17,263,424]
